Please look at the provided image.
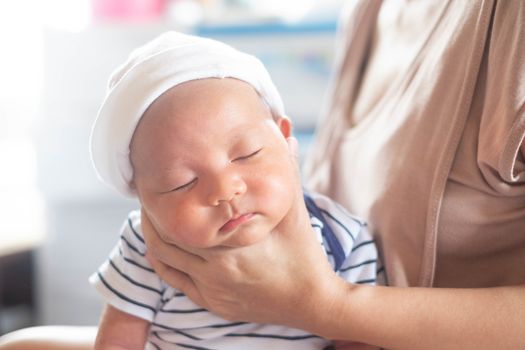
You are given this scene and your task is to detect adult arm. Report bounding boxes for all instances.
[323,282,525,349]
[143,212,525,349]
[95,305,149,350]
[141,132,525,349]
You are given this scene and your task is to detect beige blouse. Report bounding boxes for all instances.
[304,0,525,288]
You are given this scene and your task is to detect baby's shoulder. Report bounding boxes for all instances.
[303,190,366,227]
[118,209,146,252]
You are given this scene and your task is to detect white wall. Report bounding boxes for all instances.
[35,24,172,325]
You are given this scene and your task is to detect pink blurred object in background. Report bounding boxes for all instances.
[92,0,166,21]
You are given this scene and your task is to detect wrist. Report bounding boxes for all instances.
[296,274,360,339]
[307,278,379,343]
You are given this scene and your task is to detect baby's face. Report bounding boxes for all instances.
[130,78,297,248]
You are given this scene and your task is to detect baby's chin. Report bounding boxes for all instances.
[218,222,273,248]
[158,225,271,249]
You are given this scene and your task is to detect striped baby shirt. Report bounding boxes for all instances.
[90,191,381,349]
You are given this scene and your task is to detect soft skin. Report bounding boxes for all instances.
[142,208,525,350]
[130,78,296,249]
[95,78,373,350]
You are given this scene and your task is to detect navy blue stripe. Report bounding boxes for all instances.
[160,307,208,314]
[120,235,145,257]
[355,278,376,285]
[148,341,161,350]
[118,247,155,273]
[122,256,155,272]
[174,343,214,350]
[128,216,145,244]
[318,208,357,241]
[340,259,377,273]
[152,323,202,340]
[351,240,374,252]
[153,332,213,350]
[304,194,346,271]
[97,272,156,313]
[108,258,162,295]
[226,332,320,340]
[208,321,247,329]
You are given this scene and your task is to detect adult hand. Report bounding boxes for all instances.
[141,137,342,330]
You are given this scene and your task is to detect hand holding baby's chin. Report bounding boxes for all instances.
[141,155,336,326]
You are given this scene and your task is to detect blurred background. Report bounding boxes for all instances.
[0,0,343,335]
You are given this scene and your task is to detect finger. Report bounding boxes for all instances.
[146,253,208,308]
[141,209,204,272]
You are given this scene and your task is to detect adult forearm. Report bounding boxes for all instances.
[310,281,525,349]
[96,345,132,350]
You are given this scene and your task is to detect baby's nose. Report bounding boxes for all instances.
[207,174,247,206]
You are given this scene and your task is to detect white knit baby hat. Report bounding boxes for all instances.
[90,31,285,197]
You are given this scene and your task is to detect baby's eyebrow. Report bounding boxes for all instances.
[230,130,263,146]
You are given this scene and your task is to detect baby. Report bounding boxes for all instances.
[89,32,379,350]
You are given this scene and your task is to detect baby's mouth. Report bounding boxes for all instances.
[219,213,255,233]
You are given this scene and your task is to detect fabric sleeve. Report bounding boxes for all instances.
[89,210,165,322]
[310,193,383,286]
[337,224,384,286]
[478,1,525,192]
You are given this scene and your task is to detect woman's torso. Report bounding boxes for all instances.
[304,0,525,287]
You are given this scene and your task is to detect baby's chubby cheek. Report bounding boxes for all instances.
[254,167,296,216]
[151,214,216,249]
[138,202,199,248]
[137,190,205,246]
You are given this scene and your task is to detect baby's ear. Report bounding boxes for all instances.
[275,116,292,138]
